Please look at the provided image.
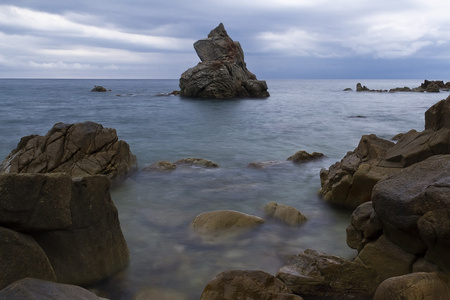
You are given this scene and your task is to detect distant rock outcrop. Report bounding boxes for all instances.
[179,23,269,99]
[0,122,137,182]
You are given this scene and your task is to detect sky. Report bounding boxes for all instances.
[0,0,449,79]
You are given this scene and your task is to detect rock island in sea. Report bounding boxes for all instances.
[179,23,270,99]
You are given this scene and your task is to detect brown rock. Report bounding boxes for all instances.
[277,249,380,299]
[287,151,324,163]
[0,227,56,289]
[263,202,307,226]
[191,210,265,237]
[346,201,383,252]
[425,95,450,130]
[372,155,450,263]
[32,175,130,286]
[201,270,302,300]
[374,272,450,300]
[142,161,177,171]
[355,235,417,281]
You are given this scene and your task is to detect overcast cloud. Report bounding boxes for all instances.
[0,0,449,79]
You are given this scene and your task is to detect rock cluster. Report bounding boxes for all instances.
[0,122,137,182]
[200,96,450,299]
[0,278,105,300]
[0,173,129,289]
[179,23,269,99]
[319,95,450,209]
[353,80,450,93]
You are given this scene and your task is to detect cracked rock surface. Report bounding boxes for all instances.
[0,121,137,182]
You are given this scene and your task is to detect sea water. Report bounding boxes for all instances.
[0,79,446,299]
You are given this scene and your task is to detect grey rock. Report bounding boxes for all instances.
[200,270,302,300]
[0,278,105,300]
[277,249,380,299]
[263,202,307,226]
[374,272,450,300]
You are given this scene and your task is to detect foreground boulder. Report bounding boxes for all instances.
[179,23,269,99]
[320,96,450,208]
[371,155,450,272]
[0,122,137,182]
[0,278,105,300]
[319,134,397,208]
[0,173,129,288]
[374,272,450,300]
[200,270,303,300]
[276,249,380,299]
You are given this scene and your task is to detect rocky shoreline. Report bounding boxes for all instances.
[343,80,450,93]
[0,96,449,299]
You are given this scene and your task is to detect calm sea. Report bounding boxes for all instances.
[0,79,447,299]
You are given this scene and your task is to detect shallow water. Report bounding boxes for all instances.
[0,78,447,299]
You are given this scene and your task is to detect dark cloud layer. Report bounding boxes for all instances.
[0,0,449,78]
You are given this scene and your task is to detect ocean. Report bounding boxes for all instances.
[0,79,447,299]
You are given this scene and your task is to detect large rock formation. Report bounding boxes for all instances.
[0,173,129,289]
[179,23,270,99]
[0,122,137,182]
[319,95,450,208]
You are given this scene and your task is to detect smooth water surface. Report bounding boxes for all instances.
[0,79,446,299]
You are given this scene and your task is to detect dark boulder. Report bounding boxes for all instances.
[200,270,302,300]
[277,249,380,299]
[0,173,129,288]
[0,122,137,182]
[0,278,103,300]
[179,23,269,99]
[91,85,107,92]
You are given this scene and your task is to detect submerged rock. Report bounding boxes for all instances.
[175,157,219,168]
[374,272,450,300]
[0,122,137,182]
[142,161,177,172]
[191,210,265,237]
[277,249,380,299]
[287,150,324,163]
[200,270,302,300]
[179,23,269,99]
[263,202,307,226]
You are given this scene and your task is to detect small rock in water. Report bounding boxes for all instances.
[287,150,324,163]
[142,161,177,172]
[91,85,107,92]
[263,202,307,226]
[191,210,265,237]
